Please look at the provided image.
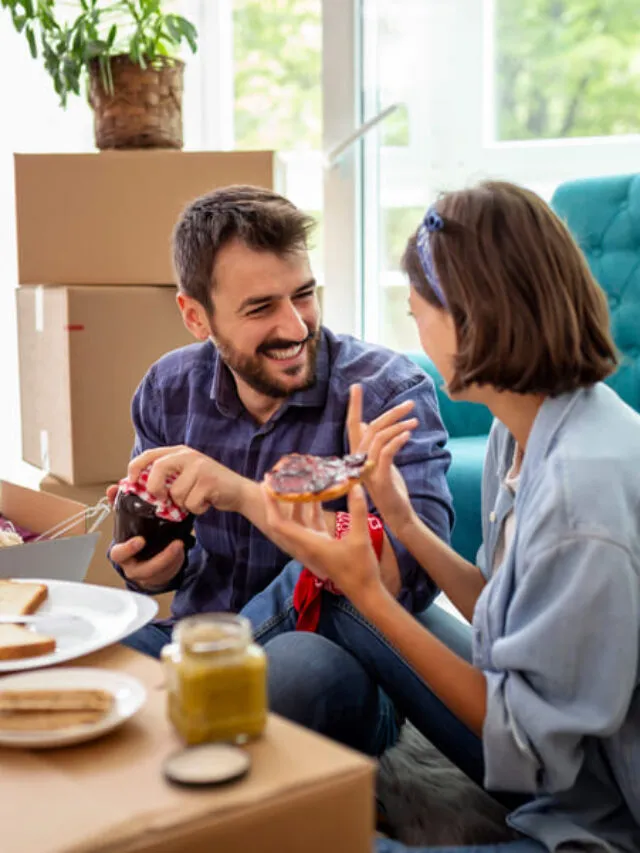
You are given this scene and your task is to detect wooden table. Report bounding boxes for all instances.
[0,645,375,853]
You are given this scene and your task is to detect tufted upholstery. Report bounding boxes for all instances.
[551,174,640,413]
[407,173,640,564]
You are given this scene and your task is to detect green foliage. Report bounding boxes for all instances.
[232,0,639,150]
[233,0,321,150]
[1,0,198,107]
[496,0,640,140]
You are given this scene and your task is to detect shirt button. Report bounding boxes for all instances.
[489,511,497,523]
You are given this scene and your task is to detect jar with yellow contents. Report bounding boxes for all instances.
[161,613,268,746]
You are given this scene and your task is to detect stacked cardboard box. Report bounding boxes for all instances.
[13,150,282,610]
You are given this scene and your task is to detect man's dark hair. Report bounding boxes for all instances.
[173,185,315,313]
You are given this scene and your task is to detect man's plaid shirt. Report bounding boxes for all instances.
[116,328,453,621]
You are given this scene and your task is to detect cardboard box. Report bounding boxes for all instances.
[0,646,376,853]
[17,285,193,485]
[38,475,174,619]
[14,150,282,285]
[0,480,98,583]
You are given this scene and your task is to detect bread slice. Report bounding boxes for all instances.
[0,709,107,731]
[0,580,48,616]
[0,689,113,713]
[0,625,56,661]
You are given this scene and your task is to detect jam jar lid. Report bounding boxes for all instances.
[163,743,251,787]
[173,613,253,655]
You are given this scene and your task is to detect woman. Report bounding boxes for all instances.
[259,181,640,852]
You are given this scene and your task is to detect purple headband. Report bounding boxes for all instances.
[416,205,447,306]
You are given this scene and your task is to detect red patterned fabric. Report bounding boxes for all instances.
[293,512,385,632]
[117,465,188,522]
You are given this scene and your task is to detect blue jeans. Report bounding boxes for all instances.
[122,561,398,755]
[122,563,481,767]
[244,564,541,852]
[240,561,485,783]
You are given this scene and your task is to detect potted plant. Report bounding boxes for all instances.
[2,0,198,150]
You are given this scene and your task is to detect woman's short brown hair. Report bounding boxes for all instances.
[402,180,618,396]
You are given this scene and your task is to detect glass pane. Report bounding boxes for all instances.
[233,0,321,150]
[495,0,640,141]
[232,0,323,279]
[361,0,429,350]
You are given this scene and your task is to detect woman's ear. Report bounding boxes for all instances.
[176,293,211,341]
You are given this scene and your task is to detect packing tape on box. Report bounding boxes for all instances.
[35,498,112,542]
[35,286,44,333]
[39,430,49,470]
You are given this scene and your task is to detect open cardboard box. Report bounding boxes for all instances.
[0,481,99,583]
[38,475,174,619]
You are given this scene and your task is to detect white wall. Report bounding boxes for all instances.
[0,15,94,483]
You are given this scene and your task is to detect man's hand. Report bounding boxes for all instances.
[128,445,246,515]
[109,537,185,590]
[107,483,185,588]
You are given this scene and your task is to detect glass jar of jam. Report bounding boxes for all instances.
[161,614,267,746]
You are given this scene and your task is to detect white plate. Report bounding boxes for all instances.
[0,667,146,748]
[0,579,158,673]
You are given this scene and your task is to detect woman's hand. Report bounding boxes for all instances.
[262,483,384,605]
[347,384,418,538]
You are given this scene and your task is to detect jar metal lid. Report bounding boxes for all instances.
[163,744,251,787]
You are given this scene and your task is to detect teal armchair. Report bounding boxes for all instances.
[407,172,640,565]
[552,174,640,413]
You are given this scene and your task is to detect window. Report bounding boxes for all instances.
[188,0,324,283]
[233,0,324,281]
[0,13,94,480]
[495,0,640,141]
[354,0,640,348]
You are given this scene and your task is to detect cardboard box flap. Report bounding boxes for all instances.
[0,481,101,583]
[0,480,86,537]
[0,534,100,583]
[68,767,372,853]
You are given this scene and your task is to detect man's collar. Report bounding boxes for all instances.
[209,329,330,419]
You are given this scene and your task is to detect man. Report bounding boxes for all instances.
[110,185,453,754]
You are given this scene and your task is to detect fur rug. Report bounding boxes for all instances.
[377,723,518,847]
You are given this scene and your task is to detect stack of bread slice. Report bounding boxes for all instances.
[0,581,56,660]
[0,688,114,731]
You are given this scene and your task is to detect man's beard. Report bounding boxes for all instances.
[211,324,320,399]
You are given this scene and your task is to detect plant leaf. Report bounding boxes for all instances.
[25,24,37,58]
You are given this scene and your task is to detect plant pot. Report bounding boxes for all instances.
[88,55,184,151]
